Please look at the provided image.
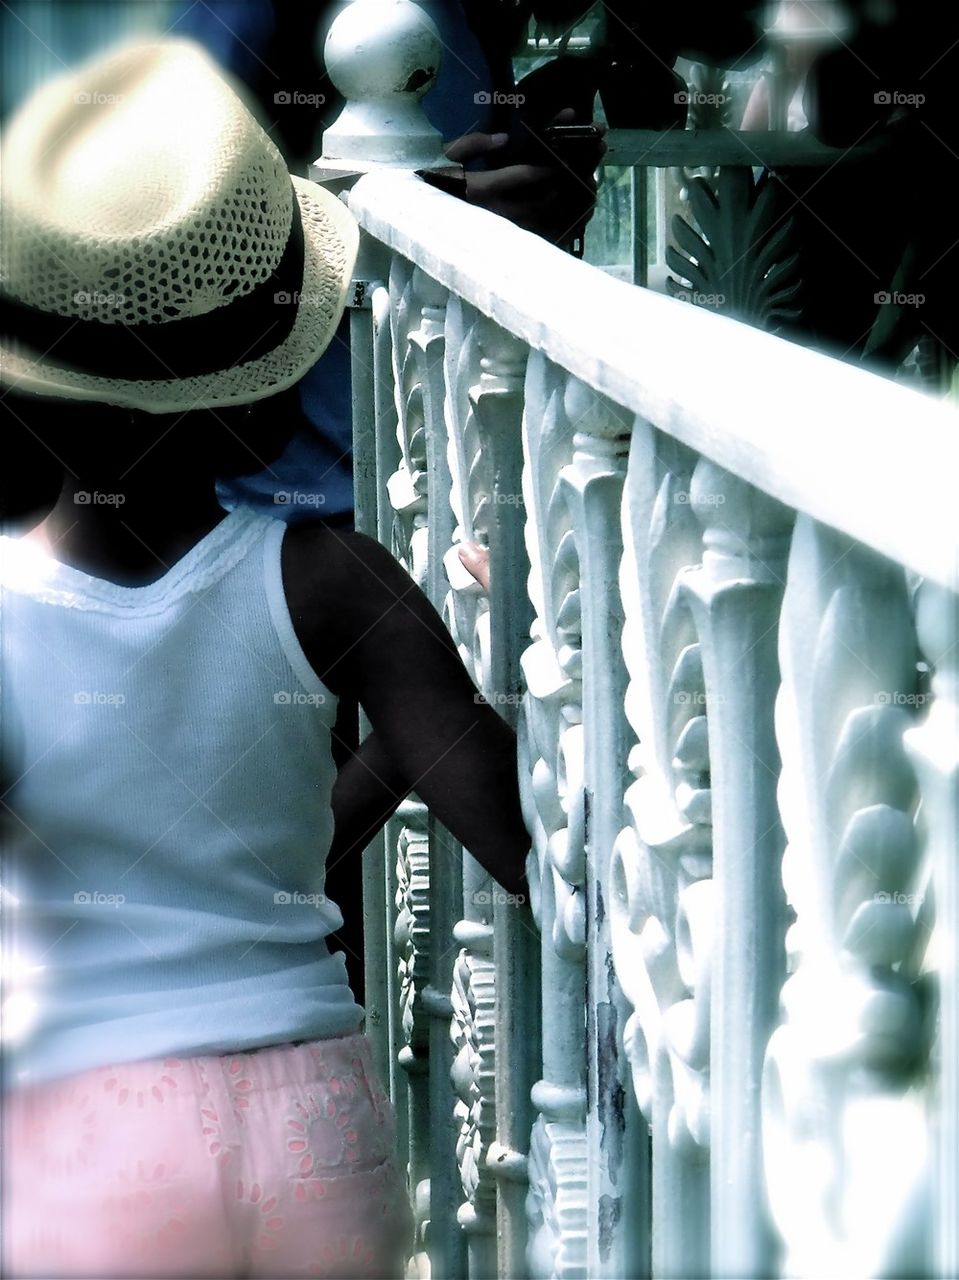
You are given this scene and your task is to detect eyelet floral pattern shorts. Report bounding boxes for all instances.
[1,1031,414,1278]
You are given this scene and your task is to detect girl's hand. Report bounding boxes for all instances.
[439,110,606,246]
[457,542,490,594]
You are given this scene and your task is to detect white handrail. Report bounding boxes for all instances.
[350,168,959,590]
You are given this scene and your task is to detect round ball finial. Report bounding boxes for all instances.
[324,0,441,102]
[316,0,447,173]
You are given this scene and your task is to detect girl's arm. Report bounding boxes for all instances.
[328,731,411,866]
[283,524,530,898]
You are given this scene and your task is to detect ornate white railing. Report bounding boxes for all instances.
[313,4,959,1278]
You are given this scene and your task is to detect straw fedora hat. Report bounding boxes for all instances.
[0,38,359,413]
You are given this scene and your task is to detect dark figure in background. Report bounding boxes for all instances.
[800,0,959,373]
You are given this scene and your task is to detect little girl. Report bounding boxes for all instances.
[0,39,529,1280]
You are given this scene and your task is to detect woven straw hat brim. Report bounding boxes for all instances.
[0,175,359,414]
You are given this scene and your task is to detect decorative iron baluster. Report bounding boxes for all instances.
[558,378,636,1278]
[443,300,537,1277]
[383,251,465,1277]
[453,311,538,1280]
[682,460,792,1277]
[904,582,958,1280]
[442,297,493,691]
[442,299,519,1277]
[520,353,589,1279]
[387,255,428,585]
[450,921,497,1276]
[762,517,933,1278]
[610,420,713,1278]
[395,806,431,1266]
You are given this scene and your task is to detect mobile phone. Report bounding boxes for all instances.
[542,126,603,258]
[543,124,604,150]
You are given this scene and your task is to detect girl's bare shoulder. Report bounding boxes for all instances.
[280,520,423,693]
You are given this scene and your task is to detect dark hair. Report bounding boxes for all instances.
[1,384,306,524]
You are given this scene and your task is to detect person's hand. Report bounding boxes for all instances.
[442,109,607,246]
[457,542,490,593]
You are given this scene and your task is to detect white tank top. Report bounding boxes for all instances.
[0,505,363,1089]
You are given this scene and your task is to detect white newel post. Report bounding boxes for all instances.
[315,0,446,176]
[311,7,461,1275]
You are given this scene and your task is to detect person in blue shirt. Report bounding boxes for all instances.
[169,0,604,526]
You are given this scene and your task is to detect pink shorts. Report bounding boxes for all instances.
[1,1031,414,1278]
